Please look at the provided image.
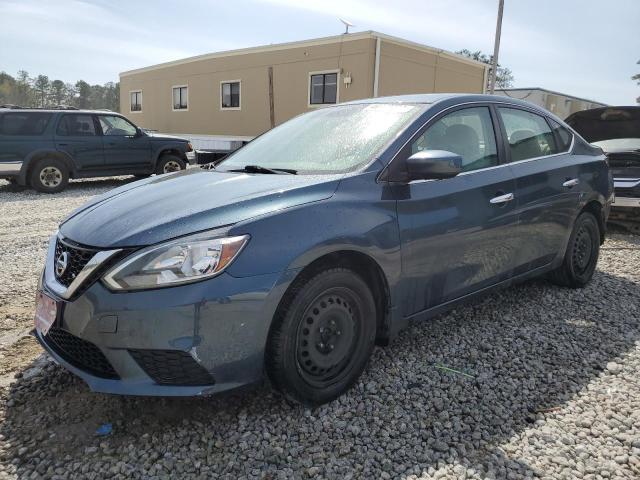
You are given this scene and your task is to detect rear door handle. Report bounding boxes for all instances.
[563,178,579,188]
[490,192,515,204]
[56,143,68,147]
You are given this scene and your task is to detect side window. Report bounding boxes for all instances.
[410,107,498,172]
[98,115,137,136]
[0,113,51,135]
[56,115,97,136]
[497,108,558,161]
[548,118,573,152]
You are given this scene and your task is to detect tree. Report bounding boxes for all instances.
[50,80,67,106]
[33,75,50,107]
[633,59,639,104]
[74,80,91,109]
[456,49,514,89]
[15,70,33,106]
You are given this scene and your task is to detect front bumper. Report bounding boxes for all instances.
[37,237,293,396]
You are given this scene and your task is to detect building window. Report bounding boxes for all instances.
[130,91,142,112]
[221,81,241,109]
[309,71,338,105]
[172,86,188,110]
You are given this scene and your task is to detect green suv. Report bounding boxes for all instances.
[0,108,194,192]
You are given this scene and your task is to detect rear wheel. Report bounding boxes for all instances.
[266,268,377,406]
[155,155,186,175]
[549,211,600,288]
[30,158,69,193]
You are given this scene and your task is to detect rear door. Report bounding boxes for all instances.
[97,114,151,171]
[54,114,104,170]
[495,106,581,271]
[394,105,520,316]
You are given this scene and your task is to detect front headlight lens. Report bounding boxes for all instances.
[102,233,249,291]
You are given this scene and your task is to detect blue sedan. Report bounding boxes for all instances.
[34,94,613,405]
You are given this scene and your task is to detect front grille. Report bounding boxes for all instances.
[129,349,215,386]
[43,327,119,379]
[54,238,99,287]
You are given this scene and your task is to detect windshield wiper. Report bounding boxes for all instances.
[228,165,297,175]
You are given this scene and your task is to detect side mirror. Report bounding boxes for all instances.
[406,150,462,181]
[135,127,145,137]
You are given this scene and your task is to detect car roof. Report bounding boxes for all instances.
[342,93,553,113]
[0,108,117,114]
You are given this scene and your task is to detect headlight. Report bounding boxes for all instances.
[102,233,249,291]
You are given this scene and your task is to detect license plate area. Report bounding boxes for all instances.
[35,291,59,336]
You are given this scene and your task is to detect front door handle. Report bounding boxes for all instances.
[490,192,515,204]
[563,178,579,188]
[56,143,68,147]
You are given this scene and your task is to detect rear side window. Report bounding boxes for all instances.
[498,108,558,161]
[548,119,573,152]
[410,106,498,172]
[56,115,97,136]
[0,113,52,135]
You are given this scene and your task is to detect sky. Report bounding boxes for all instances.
[1,0,638,105]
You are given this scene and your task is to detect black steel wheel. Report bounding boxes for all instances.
[549,211,600,288]
[266,268,377,405]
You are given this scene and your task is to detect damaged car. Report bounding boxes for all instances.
[34,94,612,405]
[566,106,640,231]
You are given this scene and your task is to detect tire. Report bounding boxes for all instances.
[266,268,377,406]
[155,155,186,175]
[29,158,69,193]
[548,211,601,288]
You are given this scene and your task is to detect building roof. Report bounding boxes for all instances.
[120,31,487,78]
[495,87,607,107]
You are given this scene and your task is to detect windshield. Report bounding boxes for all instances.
[592,138,640,151]
[218,103,422,174]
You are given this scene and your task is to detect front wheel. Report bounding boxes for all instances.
[155,155,186,175]
[266,268,377,406]
[548,211,601,288]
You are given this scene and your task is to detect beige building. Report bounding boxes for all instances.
[119,31,487,146]
[494,88,607,119]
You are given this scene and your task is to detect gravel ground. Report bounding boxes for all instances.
[0,177,639,480]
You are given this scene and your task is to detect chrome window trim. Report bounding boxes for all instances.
[380,100,577,181]
[44,233,121,300]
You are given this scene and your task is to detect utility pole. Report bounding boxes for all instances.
[488,0,504,94]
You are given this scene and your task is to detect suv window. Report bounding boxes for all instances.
[497,108,558,161]
[99,115,137,136]
[56,114,97,136]
[0,112,52,135]
[548,118,573,152]
[410,106,498,172]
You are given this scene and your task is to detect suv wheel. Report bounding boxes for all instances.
[548,211,600,288]
[156,155,186,174]
[30,159,69,193]
[266,268,377,406]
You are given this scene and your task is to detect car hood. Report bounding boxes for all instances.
[145,132,188,142]
[60,168,341,248]
[566,106,640,143]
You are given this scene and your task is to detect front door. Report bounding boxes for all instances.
[495,107,581,271]
[394,106,520,316]
[97,114,151,172]
[54,114,104,170]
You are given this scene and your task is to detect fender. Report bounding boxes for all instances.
[226,171,405,338]
[151,143,189,169]
[18,149,76,185]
